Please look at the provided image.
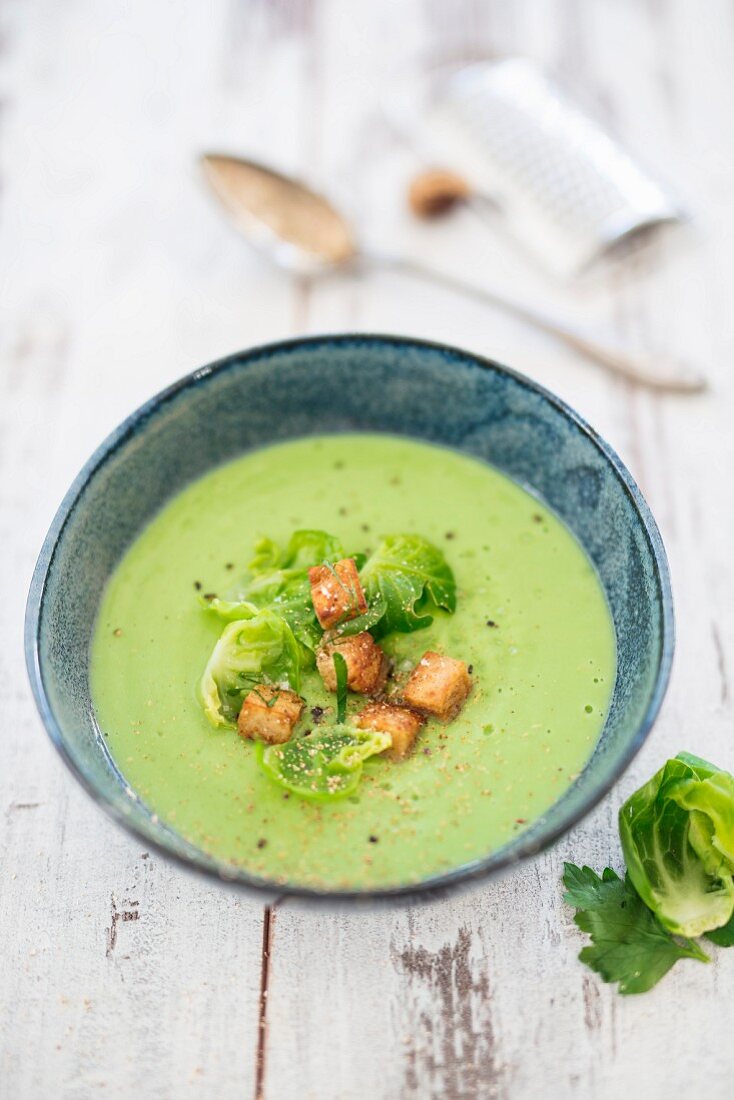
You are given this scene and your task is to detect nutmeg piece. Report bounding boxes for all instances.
[407,168,471,218]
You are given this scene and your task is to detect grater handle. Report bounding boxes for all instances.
[368,252,707,394]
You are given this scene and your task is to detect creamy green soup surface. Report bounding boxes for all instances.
[91,434,615,890]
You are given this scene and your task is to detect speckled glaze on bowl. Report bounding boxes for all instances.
[25,335,673,904]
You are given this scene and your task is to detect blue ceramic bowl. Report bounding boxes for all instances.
[25,335,673,903]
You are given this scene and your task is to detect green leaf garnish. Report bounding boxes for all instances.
[199,610,302,727]
[201,596,259,621]
[333,651,348,724]
[359,534,456,638]
[563,864,709,995]
[228,530,347,656]
[243,568,322,655]
[327,594,388,640]
[256,725,391,801]
[246,537,280,574]
[276,530,345,571]
[197,530,458,738]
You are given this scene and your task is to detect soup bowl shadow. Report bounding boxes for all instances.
[25,334,673,906]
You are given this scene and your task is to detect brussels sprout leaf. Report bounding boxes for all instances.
[619,754,734,937]
[256,725,390,801]
[200,610,302,727]
[227,530,347,655]
[359,534,456,638]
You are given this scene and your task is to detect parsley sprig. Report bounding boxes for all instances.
[563,864,709,995]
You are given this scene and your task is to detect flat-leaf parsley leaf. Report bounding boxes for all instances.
[562,863,709,995]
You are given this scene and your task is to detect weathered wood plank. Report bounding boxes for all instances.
[4,0,734,1098]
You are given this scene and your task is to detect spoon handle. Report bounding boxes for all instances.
[368,253,707,394]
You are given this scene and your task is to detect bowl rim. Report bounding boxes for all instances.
[25,332,675,907]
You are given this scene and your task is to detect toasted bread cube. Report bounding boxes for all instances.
[309,558,368,630]
[402,651,472,722]
[316,632,389,696]
[356,702,425,760]
[237,685,304,745]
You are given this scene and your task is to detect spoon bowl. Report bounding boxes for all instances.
[201,154,356,274]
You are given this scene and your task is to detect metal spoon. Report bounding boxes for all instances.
[199,153,706,393]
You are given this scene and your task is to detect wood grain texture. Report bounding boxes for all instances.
[2,0,734,1097]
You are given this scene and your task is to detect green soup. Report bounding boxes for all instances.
[91,434,615,890]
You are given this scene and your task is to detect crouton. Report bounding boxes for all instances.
[402,651,472,722]
[309,558,368,630]
[356,701,425,760]
[316,632,389,696]
[237,685,304,745]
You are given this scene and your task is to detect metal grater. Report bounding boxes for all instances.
[413,59,684,276]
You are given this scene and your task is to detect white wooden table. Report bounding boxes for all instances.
[3,2,734,1096]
